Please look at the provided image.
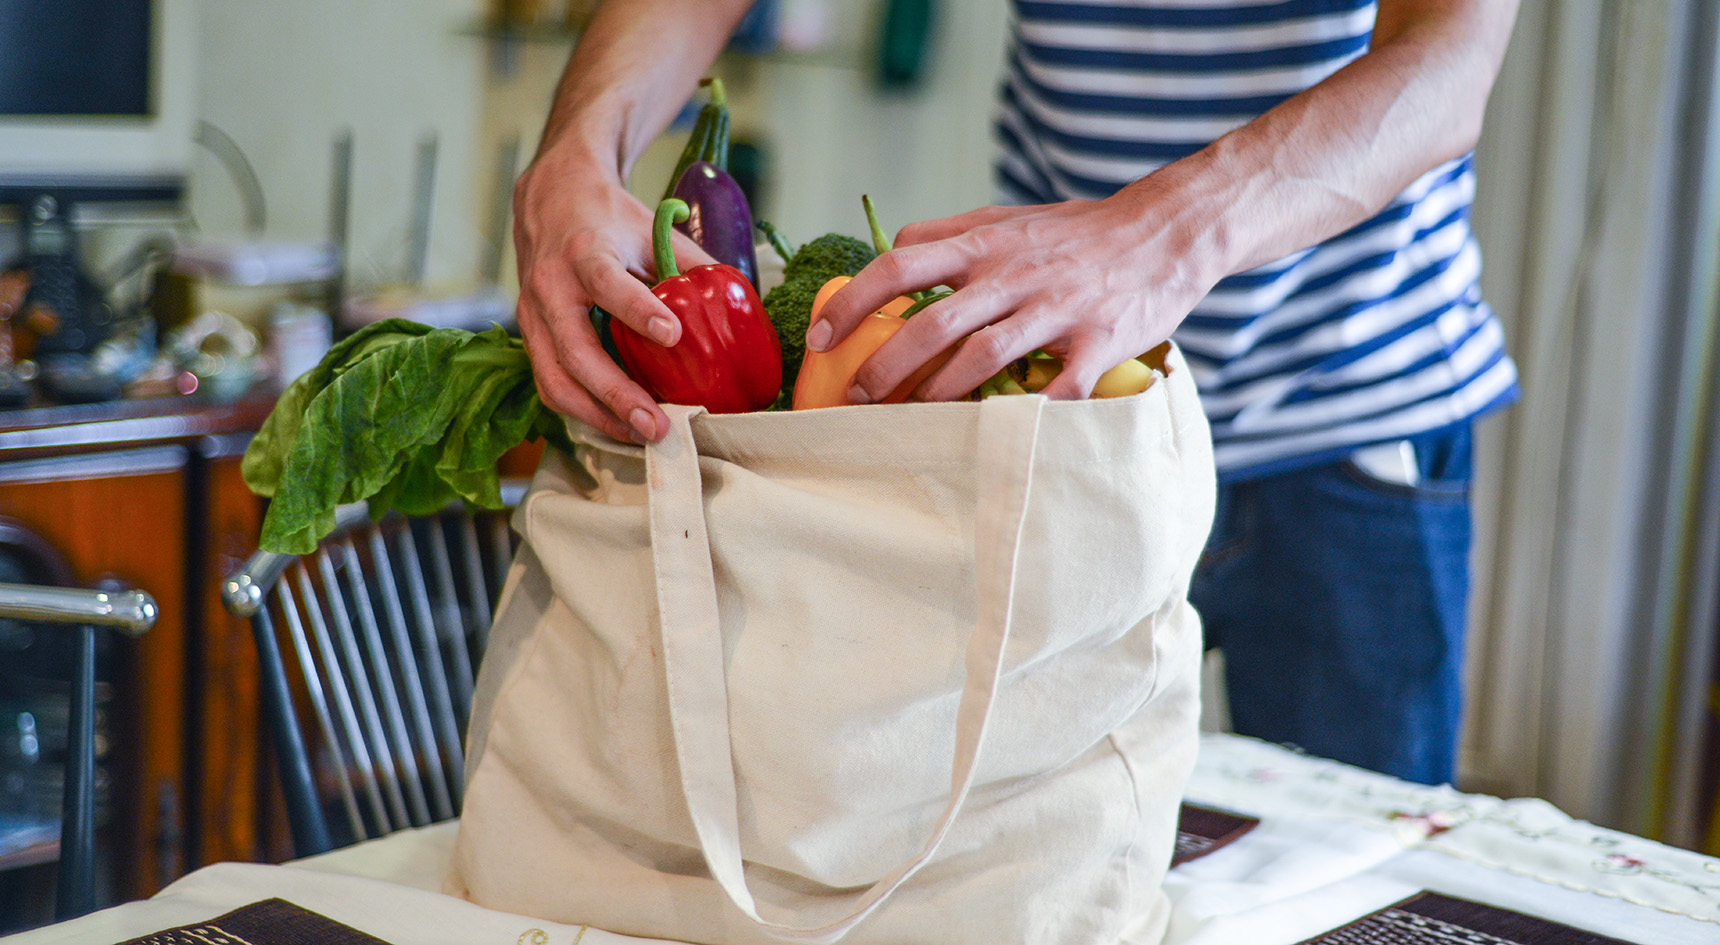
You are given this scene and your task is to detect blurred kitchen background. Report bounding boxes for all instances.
[5,0,1720,924]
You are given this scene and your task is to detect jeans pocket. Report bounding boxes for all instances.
[1341,425,1472,503]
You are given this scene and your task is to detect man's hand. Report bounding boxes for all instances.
[808,183,1226,404]
[512,146,715,444]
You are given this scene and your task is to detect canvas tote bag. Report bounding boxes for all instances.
[447,344,1216,945]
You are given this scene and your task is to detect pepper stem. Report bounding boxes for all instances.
[654,198,691,281]
[862,194,892,255]
[756,220,796,266]
[864,194,936,301]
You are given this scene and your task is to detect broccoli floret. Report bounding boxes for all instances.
[783,233,876,282]
[762,233,875,408]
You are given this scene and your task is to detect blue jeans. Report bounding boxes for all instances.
[1189,426,1473,785]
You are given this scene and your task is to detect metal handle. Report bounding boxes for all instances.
[0,580,156,919]
[0,583,156,636]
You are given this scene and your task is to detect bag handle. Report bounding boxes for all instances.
[645,397,1046,943]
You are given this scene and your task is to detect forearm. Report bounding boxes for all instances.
[512,0,752,444]
[1127,0,1519,279]
[535,0,755,181]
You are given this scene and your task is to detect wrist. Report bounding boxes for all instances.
[1109,151,1259,294]
[534,103,630,183]
[533,139,621,190]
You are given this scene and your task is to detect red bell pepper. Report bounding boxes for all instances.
[612,198,782,414]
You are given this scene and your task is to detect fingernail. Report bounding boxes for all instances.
[630,408,656,441]
[806,320,833,352]
[847,383,872,405]
[648,316,676,346]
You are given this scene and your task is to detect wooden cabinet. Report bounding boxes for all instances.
[0,389,547,919]
[0,390,277,906]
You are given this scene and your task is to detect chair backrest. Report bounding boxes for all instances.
[0,581,155,922]
[221,483,526,859]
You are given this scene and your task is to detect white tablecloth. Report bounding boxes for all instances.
[9,734,1719,944]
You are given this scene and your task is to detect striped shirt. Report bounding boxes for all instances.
[995,0,1519,478]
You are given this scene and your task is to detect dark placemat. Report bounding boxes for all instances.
[1172,802,1261,866]
[116,898,394,945]
[1295,891,1642,945]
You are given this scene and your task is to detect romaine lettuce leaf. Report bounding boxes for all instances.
[244,320,567,554]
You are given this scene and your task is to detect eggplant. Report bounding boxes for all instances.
[671,160,759,289]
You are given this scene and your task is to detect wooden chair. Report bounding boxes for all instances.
[220,483,526,859]
[0,581,155,920]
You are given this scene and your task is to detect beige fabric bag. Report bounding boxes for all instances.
[447,345,1215,945]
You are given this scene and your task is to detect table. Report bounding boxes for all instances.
[6,734,1718,944]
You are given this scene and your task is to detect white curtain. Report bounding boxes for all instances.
[1462,0,1720,850]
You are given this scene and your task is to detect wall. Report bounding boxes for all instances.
[187,0,490,293]
[728,0,1010,243]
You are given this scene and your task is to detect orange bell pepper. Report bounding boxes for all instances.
[791,276,953,409]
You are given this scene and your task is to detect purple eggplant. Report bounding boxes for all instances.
[671,160,759,289]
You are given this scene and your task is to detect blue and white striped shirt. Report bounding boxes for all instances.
[995,0,1518,478]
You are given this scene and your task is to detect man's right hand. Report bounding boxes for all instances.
[505,0,757,445]
[512,145,708,445]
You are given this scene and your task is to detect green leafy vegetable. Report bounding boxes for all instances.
[243,319,437,498]
[243,318,571,554]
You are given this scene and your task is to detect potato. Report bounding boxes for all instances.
[1091,357,1157,399]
